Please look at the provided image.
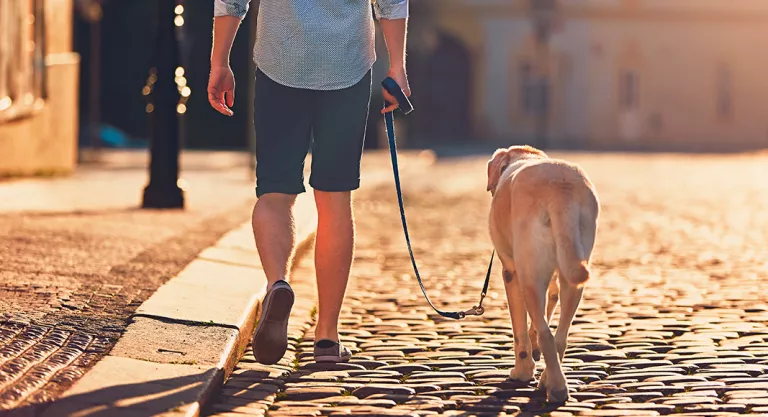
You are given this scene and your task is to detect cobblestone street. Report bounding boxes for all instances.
[206,151,768,417]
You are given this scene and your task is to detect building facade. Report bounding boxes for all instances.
[0,0,79,176]
[414,0,768,151]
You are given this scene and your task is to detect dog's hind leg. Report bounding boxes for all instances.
[549,209,595,362]
[529,275,559,361]
[500,260,535,382]
[554,277,583,363]
[514,239,568,402]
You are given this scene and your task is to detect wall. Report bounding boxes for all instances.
[584,15,768,150]
[423,0,768,151]
[0,0,80,176]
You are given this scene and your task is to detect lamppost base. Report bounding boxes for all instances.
[141,183,185,209]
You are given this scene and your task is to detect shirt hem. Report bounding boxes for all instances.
[254,58,376,91]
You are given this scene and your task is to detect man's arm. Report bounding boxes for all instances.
[374,0,410,113]
[208,0,250,115]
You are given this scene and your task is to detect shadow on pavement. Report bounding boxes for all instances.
[0,207,145,218]
[3,370,217,417]
[448,378,568,416]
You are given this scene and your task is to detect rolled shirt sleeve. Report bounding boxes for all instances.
[214,0,250,20]
[373,0,408,20]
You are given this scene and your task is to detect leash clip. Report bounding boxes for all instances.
[462,292,487,317]
[462,305,485,317]
[466,305,485,316]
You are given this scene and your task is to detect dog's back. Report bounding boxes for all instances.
[493,158,599,287]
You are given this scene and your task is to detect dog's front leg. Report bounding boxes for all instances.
[502,268,535,382]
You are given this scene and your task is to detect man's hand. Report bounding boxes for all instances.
[381,67,411,114]
[208,65,235,116]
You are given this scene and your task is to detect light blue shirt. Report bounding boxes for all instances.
[214,0,409,91]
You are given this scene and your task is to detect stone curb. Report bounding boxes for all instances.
[40,192,318,417]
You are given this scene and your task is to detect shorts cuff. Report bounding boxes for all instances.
[255,182,306,198]
[309,178,360,193]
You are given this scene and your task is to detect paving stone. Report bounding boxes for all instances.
[210,402,270,415]
[345,377,402,384]
[218,388,278,402]
[285,382,364,391]
[349,360,389,369]
[352,385,416,398]
[687,404,749,414]
[407,371,466,380]
[571,409,660,416]
[402,384,444,394]
[601,403,676,414]
[364,394,440,404]
[659,397,722,406]
[415,360,466,369]
[401,378,470,387]
[569,392,607,401]
[328,407,419,417]
[582,397,633,406]
[343,369,402,378]
[270,401,330,408]
[615,391,665,402]
[724,390,768,399]
[645,375,710,383]
[404,399,457,410]
[283,387,347,401]
[491,388,546,399]
[418,389,483,398]
[379,364,433,374]
[301,362,368,371]
[727,397,768,406]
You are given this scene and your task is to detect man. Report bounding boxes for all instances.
[207,0,410,364]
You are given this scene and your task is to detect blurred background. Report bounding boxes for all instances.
[2,0,768,178]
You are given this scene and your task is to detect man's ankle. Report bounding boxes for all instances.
[267,278,289,291]
[314,327,340,343]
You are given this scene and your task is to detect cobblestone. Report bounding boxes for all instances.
[205,152,768,416]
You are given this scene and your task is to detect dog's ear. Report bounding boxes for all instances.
[486,148,511,193]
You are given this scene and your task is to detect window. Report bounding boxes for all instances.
[0,0,46,122]
[519,61,550,116]
[619,70,639,110]
[520,62,536,114]
[717,65,732,119]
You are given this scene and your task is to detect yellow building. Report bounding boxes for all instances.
[415,0,768,150]
[0,0,79,176]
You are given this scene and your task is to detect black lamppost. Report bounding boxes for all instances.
[142,0,185,208]
[529,0,557,150]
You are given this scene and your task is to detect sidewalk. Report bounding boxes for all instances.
[202,152,768,417]
[0,149,430,416]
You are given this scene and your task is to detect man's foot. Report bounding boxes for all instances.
[252,280,294,365]
[313,339,352,363]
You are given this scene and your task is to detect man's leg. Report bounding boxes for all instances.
[250,69,314,364]
[252,194,297,290]
[313,190,354,342]
[309,70,372,361]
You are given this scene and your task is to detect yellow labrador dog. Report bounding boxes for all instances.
[486,145,599,403]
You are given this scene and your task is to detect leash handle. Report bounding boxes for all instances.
[381,77,493,320]
[382,77,414,114]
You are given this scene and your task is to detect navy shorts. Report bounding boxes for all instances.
[253,68,372,197]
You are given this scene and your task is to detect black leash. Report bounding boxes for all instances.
[381,77,495,320]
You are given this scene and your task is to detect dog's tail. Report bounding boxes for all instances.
[550,203,590,287]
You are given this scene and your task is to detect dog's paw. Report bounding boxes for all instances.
[540,371,569,403]
[547,387,570,404]
[509,365,535,382]
[536,369,548,391]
